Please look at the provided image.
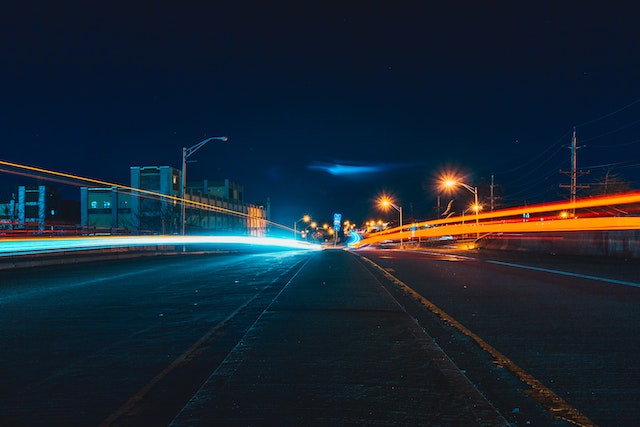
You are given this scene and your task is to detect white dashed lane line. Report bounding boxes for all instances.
[485,260,640,288]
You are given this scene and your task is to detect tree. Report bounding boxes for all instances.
[586,170,633,196]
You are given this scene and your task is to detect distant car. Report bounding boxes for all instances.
[379,239,396,249]
[428,235,453,241]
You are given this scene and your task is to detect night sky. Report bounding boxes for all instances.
[2,2,640,227]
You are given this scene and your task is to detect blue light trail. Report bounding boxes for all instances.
[0,235,322,256]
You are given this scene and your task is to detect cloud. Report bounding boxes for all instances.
[308,160,421,180]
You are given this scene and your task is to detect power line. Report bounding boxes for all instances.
[503,145,565,186]
[582,161,631,170]
[580,117,640,143]
[485,98,640,207]
[495,130,570,175]
[589,138,640,148]
[575,97,640,128]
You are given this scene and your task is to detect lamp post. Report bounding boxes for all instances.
[293,215,310,240]
[443,179,479,239]
[181,136,228,236]
[379,197,403,248]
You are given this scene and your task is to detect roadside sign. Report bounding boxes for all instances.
[333,213,341,230]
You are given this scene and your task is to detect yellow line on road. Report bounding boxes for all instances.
[357,254,597,427]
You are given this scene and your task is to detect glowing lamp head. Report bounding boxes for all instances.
[378,197,393,210]
[302,215,310,223]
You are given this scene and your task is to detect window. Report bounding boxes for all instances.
[25,205,39,219]
[140,174,160,190]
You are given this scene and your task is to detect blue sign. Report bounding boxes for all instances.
[333,213,342,230]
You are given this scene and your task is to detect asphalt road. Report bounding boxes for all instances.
[0,251,312,426]
[356,247,640,427]
[1,247,638,426]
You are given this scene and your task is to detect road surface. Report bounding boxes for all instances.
[1,247,638,425]
[357,247,640,426]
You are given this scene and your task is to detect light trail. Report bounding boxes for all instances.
[0,235,321,256]
[355,192,640,247]
[345,231,363,247]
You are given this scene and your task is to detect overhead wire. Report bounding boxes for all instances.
[500,145,566,186]
[574,97,640,128]
[494,130,570,176]
[588,138,640,148]
[579,117,640,143]
[490,98,640,206]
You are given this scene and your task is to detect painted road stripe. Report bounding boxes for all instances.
[100,259,311,426]
[486,260,640,288]
[357,254,596,427]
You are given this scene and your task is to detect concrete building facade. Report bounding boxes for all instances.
[80,166,268,236]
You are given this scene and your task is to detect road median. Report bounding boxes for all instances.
[171,249,509,426]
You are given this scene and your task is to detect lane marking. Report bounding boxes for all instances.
[100,258,310,427]
[357,255,510,425]
[357,254,596,427]
[486,260,640,288]
[0,268,161,304]
[415,250,475,261]
[168,256,314,425]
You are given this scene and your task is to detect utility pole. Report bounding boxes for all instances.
[490,173,495,212]
[560,127,589,215]
[181,136,228,237]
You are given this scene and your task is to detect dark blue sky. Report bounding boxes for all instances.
[2,1,639,226]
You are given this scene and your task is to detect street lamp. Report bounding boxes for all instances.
[181,136,228,236]
[293,215,310,240]
[443,179,480,239]
[378,196,403,248]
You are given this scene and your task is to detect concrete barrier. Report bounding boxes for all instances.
[0,246,181,271]
[477,230,640,259]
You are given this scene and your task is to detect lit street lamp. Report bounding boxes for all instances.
[293,215,310,240]
[378,196,403,248]
[443,179,480,238]
[181,136,228,236]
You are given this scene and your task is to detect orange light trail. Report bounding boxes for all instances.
[355,191,640,247]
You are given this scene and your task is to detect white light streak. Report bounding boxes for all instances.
[0,235,322,256]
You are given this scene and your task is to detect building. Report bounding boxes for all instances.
[1,186,80,232]
[81,166,268,236]
[79,187,133,234]
[0,195,16,230]
[131,166,181,234]
[0,186,59,231]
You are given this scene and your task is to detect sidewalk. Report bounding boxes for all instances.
[170,249,509,426]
